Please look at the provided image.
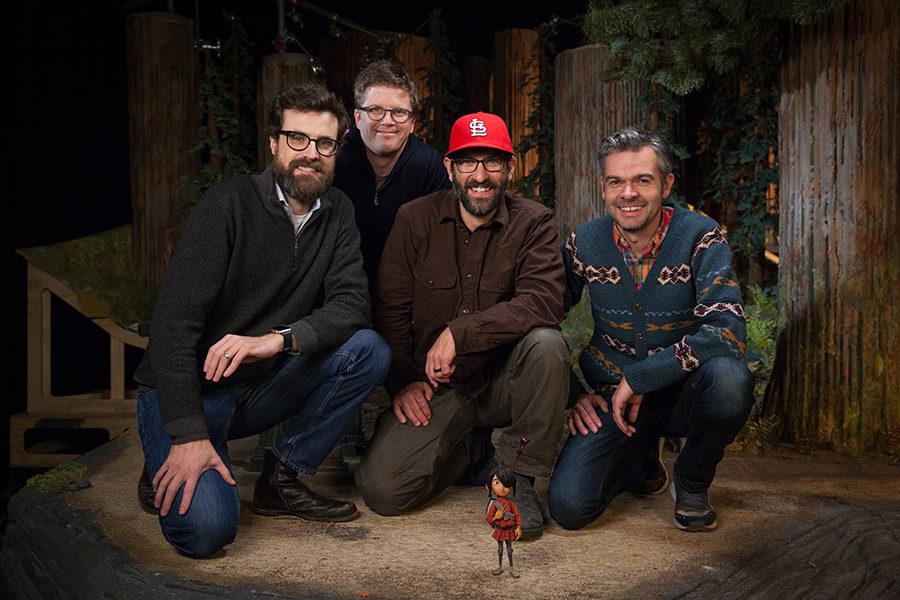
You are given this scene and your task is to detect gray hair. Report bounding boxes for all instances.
[353,60,420,115]
[597,127,675,180]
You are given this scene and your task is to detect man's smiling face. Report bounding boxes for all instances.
[601,146,675,235]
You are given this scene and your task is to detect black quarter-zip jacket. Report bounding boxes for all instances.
[133,167,370,443]
[333,126,450,287]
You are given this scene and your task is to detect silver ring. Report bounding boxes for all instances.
[223,353,232,360]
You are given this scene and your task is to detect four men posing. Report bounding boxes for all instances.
[137,60,752,557]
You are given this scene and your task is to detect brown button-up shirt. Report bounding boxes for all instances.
[376,189,565,396]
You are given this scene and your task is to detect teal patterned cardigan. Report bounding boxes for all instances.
[563,205,747,397]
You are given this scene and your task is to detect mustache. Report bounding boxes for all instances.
[465,180,498,190]
[288,158,322,172]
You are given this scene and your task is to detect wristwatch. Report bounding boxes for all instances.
[270,325,293,353]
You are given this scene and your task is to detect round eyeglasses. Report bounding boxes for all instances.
[278,130,341,156]
[452,157,508,173]
[357,105,414,123]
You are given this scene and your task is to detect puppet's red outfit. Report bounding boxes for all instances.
[487,497,522,541]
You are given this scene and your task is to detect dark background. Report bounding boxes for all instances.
[5,0,587,514]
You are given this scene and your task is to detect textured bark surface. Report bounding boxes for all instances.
[459,56,493,115]
[255,53,320,169]
[493,29,539,187]
[768,0,900,454]
[553,45,653,240]
[126,12,199,291]
[392,33,433,107]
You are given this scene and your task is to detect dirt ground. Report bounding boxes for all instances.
[65,430,899,599]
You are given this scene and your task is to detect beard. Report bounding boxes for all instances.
[272,156,334,207]
[453,176,508,218]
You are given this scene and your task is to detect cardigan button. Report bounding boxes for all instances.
[635,332,643,340]
[635,303,642,311]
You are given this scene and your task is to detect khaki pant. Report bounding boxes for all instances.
[356,328,570,516]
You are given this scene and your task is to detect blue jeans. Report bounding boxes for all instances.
[137,329,390,556]
[548,357,753,530]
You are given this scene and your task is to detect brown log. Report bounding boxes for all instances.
[126,12,198,291]
[392,33,433,104]
[256,53,321,169]
[320,29,379,110]
[553,45,654,240]
[459,56,493,114]
[493,29,539,188]
[767,0,899,455]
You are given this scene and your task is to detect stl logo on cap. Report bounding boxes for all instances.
[446,112,514,157]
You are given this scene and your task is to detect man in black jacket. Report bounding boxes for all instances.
[133,83,390,557]
[333,60,450,288]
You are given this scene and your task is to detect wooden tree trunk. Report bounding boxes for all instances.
[767,0,899,455]
[459,56,493,114]
[493,29,539,188]
[393,33,433,104]
[320,29,378,110]
[126,12,198,291]
[553,45,653,240]
[256,53,320,169]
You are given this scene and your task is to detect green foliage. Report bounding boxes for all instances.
[561,291,594,373]
[696,44,779,259]
[27,462,87,495]
[17,226,155,326]
[744,285,777,396]
[517,18,559,208]
[734,414,780,453]
[184,16,257,218]
[419,9,460,151]
[584,0,848,96]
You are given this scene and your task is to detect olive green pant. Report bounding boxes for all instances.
[356,328,570,516]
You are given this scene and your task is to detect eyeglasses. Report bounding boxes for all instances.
[452,157,508,173]
[357,105,414,123]
[278,130,341,156]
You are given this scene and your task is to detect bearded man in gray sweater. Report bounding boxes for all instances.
[133,83,390,557]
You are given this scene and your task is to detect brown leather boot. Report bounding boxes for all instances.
[253,449,358,522]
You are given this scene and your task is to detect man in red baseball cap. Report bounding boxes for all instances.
[356,112,571,540]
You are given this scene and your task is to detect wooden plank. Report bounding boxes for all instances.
[10,412,135,469]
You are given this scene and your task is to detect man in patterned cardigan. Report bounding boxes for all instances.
[548,127,753,532]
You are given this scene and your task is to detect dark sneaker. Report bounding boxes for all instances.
[138,467,158,515]
[628,437,668,495]
[511,472,544,540]
[669,479,718,531]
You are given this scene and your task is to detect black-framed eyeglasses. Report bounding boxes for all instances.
[357,105,414,123]
[452,157,508,173]
[278,130,341,156]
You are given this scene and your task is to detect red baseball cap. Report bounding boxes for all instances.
[446,112,514,157]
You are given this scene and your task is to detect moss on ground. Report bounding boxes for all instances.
[17,226,155,329]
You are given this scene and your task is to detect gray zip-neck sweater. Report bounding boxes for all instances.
[134,167,370,443]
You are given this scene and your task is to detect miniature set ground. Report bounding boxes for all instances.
[3,429,898,599]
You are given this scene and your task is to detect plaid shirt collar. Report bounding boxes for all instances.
[613,206,674,291]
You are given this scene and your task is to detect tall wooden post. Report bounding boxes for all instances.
[393,33,433,103]
[126,12,198,291]
[767,0,899,454]
[459,56,493,114]
[256,53,320,169]
[493,29,539,187]
[553,45,653,239]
